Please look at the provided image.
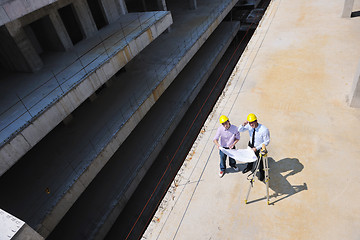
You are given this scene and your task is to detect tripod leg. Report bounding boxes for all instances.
[245,175,254,204]
[263,155,270,205]
[245,157,261,204]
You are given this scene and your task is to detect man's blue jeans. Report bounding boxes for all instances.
[219,149,236,171]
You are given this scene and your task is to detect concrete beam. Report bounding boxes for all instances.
[342,0,354,18]
[350,60,360,107]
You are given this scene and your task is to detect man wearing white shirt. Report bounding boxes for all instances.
[238,113,270,181]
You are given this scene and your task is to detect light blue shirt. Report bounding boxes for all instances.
[238,123,270,150]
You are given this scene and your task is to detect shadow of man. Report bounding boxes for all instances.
[267,157,307,205]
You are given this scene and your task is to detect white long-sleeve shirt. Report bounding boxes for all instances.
[238,123,270,150]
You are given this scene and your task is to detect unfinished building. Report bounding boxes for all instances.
[0,0,264,239]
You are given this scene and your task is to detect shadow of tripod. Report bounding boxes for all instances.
[267,157,307,205]
[246,157,307,205]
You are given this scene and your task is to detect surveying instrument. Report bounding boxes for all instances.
[245,144,270,205]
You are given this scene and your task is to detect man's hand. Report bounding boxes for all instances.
[243,121,249,126]
[252,147,257,152]
[213,139,220,149]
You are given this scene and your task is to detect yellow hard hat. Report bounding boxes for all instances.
[247,113,257,122]
[219,115,229,124]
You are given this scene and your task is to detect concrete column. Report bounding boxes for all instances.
[188,0,197,10]
[114,0,128,14]
[73,0,98,38]
[350,60,360,107]
[49,11,73,50]
[158,0,168,11]
[101,0,121,23]
[2,20,43,72]
[342,0,354,18]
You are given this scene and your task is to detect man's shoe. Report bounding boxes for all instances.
[242,167,250,174]
[232,166,239,172]
[219,170,225,178]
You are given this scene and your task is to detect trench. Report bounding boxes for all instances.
[104,28,255,240]
[104,1,272,238]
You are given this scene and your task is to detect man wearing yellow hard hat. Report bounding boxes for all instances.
[238,113,270,181]
[213,115,240,178]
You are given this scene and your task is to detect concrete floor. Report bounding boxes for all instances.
[143,0,360,239]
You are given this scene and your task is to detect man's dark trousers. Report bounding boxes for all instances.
[246,142,264,179]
